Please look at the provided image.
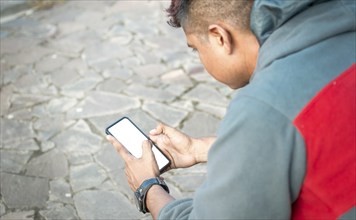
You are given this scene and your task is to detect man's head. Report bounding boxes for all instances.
[167,0,259,89]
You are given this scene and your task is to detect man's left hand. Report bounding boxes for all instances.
[106,135,160,191]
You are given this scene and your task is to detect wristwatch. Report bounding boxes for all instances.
[134,177,170,213]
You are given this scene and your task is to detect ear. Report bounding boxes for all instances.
[208,24,233,54]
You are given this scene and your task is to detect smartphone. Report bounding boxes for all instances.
[105,117,170,173]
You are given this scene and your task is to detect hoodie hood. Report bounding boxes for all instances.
[249,0,355,72]
[250,0,327,45]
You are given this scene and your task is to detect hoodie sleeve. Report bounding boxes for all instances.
[159,96,306,219]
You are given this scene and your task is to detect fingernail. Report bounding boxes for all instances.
[149,129,156,134]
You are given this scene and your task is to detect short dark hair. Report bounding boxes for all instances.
[166,0,253,33]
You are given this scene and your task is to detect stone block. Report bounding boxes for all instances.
[181,112,220,137]
[0,150,32,173]
[70,163,107,192]
[0,173,49,209]
[183,84,230,107]
[52,120,102,155]
[49,179,73,204]
[26,149,68,179]
[40,203,78,220]
[74,190,139,220]
[0,210,35,220]
[143,101,188,127]
[66,91,140,119]
[125,84,176,103]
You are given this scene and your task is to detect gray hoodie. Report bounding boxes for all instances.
[159,0,355,219]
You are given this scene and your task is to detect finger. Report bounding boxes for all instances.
[106,135,131,160]
[149,123,165,135]
[142,140,154,157]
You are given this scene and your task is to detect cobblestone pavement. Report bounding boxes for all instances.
[0,1,233,219]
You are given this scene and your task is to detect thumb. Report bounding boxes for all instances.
[150,124,163,135]
[142,140,154,157]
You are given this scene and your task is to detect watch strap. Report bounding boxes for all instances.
[137,177,169,213]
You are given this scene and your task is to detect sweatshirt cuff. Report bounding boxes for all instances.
[158,198,194,220]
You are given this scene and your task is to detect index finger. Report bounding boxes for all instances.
[106,135,132,160]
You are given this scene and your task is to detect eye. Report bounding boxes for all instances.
[191,48,198,53]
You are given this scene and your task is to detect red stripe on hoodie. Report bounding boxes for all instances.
[292,64,356,219]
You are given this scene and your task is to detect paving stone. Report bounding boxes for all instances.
[0,85,14,116]
[1,138,39,151]
[26,149,68,179]
[161,69,193,87]
[136,50,161,65]
[67,151,93,166]
[0,37,39,55]
[0,150,32,173]
[170,100,195,113]
[2,65,31,84]
[89,58,120,73]
[40,203,78,220]
[0,173,49,209]
[3,45,52,66]
[182,112,220,138]
[127,74,162,88]
[0,1,235,218]
[166,173,206,193]
[0,201,5,216]
[61,77,102,99]
[95,142,124,172]
[108,169,131,196]
[2,17,56,38]
[98,180,117,191]
[48,68,81,88]
[183,84,230,107]
[33,116,75,141]
[89,109,157,137]
[9,93,51,112]
[50,35,86,56]
[12,70,48,94]
[125,84,176,102]
[75,10,104,26]
[143,101,188,127]
[1,119,35,144]
[56,21,87,37]
[35,55,70,73]
[46,97,78,114]
[63,58,90,75]
[96,78,126,94]
[165,84,191,97]
[52,120,102,155]
[38,4,82,24]
[121,56,142,69]
[83,42,133,66]
[41,141,56,152]
[74,190,139,220]
[0,210,35,220]
[70,163,107,192]
[196,103,227,119]
[66,91,140,119]
[49,179,73,204]
[108,32,133,46]
[183,62,205,75]
[132,63,166,78]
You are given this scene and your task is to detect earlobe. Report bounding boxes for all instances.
[208,24,233,54]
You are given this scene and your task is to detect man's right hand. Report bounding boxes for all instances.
[149,123,216,172]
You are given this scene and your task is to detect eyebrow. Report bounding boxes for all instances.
[187,43,192,48]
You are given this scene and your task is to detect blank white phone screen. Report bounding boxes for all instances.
[108,118,169,170]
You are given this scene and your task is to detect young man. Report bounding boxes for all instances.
[107,0,355,219]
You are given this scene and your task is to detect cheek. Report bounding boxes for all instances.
[198,53,215,74]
